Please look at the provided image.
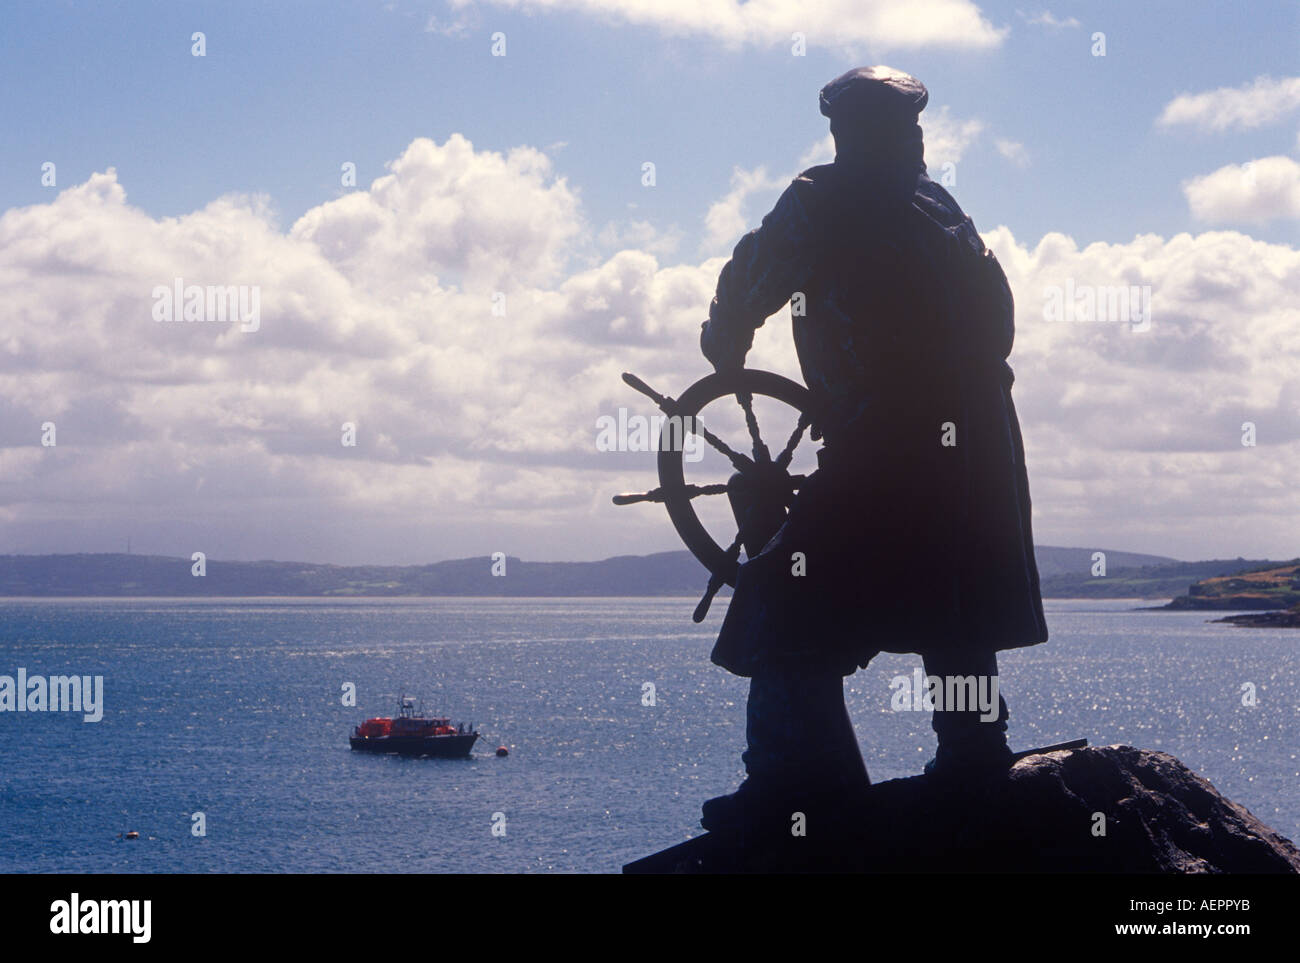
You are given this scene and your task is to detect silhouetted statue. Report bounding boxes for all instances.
[698,66,1049,830]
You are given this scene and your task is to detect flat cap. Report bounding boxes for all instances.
[819,66,928,125]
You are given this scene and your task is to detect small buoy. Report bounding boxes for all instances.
[495,745,509,757]
[124,831,139,840]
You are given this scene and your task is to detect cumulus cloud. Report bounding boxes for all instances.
[3,134,1298,564]
[291,134,583,291]
[1182,156,1300,224]
[987,226,1300,557]
[447,0,1007,50]
[1157,75,1300,133]
[0,137,631,561]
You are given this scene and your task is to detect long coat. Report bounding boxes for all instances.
[703,161,1049,677]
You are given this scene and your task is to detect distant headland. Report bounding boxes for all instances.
[1158,561,1300,627]
[0,548,1289,600]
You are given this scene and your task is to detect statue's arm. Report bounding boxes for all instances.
[700,176,821,371]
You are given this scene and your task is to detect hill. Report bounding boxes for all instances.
[1036,557,1277,600]
[1031,545,1175,578]
[0,549,1284,599]
[0,551,714,597]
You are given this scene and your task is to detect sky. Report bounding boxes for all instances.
[1,0,1298,565]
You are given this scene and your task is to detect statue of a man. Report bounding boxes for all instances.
[698,66,1049,830]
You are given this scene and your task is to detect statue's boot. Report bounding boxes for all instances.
[701,666,870,833]
[921,649,1012,779]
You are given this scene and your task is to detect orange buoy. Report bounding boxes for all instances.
[495,745,509,757]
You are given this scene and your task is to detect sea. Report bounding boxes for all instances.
[0,597,1295,873]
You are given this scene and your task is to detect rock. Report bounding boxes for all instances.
[1214,605,1300,628]
[624,746,1300,873]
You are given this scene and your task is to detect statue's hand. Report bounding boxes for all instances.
[700,320,748,373]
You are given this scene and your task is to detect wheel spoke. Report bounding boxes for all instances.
[774,412,811,470]
[620,373,753,473]
[685,483,729,498]
[612,483,728,506]
[692,417,754,473]
[692,531,744,623]
[733,390,771,463]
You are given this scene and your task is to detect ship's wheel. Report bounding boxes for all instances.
[612,368,814,622]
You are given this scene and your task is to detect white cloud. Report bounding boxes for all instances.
[797,134,835,170]
[995,138,1030,167]
[597,218,683,257]
[921,105,986,169]
[425,16,472,36]
[1182,156,1300,224]
[1019,10,1080,30]
[700,165,787,254]
[1157,75,1300,133]
[448,0,1007,50]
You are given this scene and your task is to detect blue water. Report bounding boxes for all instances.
[0,597,1295,872]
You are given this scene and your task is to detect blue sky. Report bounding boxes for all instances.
[2,1,1298,564]
[4,1,1296,248]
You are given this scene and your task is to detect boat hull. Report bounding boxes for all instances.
[349,733,479,758]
